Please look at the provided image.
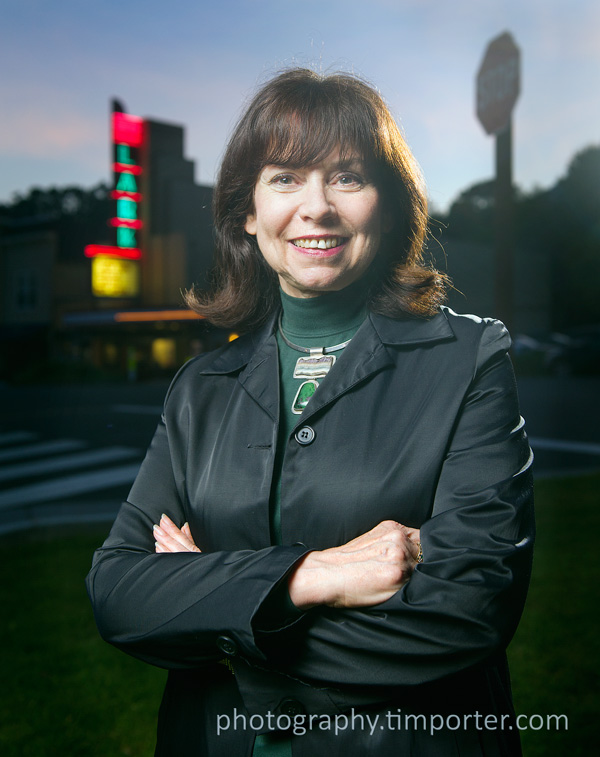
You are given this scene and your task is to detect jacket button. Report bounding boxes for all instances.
[278,698,306,717]
[216,635,238,657]
[294,426,315,445]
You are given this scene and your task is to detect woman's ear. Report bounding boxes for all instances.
[245,213,257,235]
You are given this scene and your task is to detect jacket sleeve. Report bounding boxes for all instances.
[253,319,535,689]
[85,389,309,670]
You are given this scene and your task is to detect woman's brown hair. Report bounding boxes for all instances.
[186,68,447,331]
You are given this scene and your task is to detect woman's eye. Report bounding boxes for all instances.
[336,173,363,187]
[270,174,296,186]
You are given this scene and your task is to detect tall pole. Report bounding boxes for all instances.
[494,121,514,333]
[476,31,520,334]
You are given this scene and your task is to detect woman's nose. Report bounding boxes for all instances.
[298,180,335,222]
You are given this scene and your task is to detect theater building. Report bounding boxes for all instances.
[0,102,221,382]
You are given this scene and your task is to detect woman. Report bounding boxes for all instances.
[87,68,534,756]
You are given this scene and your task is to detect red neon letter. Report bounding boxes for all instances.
[85,245,142,260]
[112,112,144,147]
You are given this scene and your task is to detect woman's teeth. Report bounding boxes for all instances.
[293,237,343,249]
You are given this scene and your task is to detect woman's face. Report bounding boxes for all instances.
[244,149,386,298]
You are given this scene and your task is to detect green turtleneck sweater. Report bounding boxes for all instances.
[270,281,369,543]
[253,278,369,756]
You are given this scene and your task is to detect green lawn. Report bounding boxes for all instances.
[1,474,598,755]
[0,526,165,756]
[507,473,600,755]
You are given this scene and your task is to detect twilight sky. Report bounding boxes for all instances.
[1,0,598,210]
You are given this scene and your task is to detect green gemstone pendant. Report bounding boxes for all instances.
[292,380,319,414]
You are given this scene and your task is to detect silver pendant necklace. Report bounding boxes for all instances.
[278,314,351,414]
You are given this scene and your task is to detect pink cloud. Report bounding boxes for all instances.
[0,106,105,159]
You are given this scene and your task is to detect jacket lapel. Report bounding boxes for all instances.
[195,314,281,421]
[292,309,455,426]
[237,333,280,421]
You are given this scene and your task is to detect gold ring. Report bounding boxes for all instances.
[416,542,423,563]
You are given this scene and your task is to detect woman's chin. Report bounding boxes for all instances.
[279,273,354,298]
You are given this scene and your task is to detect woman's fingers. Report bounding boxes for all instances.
[366,522,421,564]
[153,524,182,552]
[153,522,188,552]
[332,521,419,564]
[153,514,201,553]
[339,520,404,553]
[402,526,422,562]
[403,526,421,545]
[159,513,189,547]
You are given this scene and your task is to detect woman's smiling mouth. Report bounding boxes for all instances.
[291,236,346,250]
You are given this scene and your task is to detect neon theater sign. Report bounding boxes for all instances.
[85,109,145,297]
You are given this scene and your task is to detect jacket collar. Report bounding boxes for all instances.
[198,307,454,375]
[196,307,455,423]
[196,313,279,376]
[369,307,455,346]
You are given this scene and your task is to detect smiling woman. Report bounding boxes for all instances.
[87,68,534,757]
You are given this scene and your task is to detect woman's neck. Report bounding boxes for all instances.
[279,276,370,339]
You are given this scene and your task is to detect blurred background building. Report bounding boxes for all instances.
[0,102,219,382]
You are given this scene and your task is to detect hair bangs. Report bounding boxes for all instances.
[255,89,379,172]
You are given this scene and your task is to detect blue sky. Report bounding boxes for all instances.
[1,0,598,210]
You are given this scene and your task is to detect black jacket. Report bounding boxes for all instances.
[86,307,534,756]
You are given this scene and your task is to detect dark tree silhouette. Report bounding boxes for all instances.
[433,144,600,329]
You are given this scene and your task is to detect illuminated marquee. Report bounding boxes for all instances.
[84,105,145,296]
[92,256,140,298]
[110,111,144,253]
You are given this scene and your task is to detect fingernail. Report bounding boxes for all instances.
[153,524,164,535]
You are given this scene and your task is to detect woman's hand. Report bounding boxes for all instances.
[153,514,201,553]
[287,521,421,610]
